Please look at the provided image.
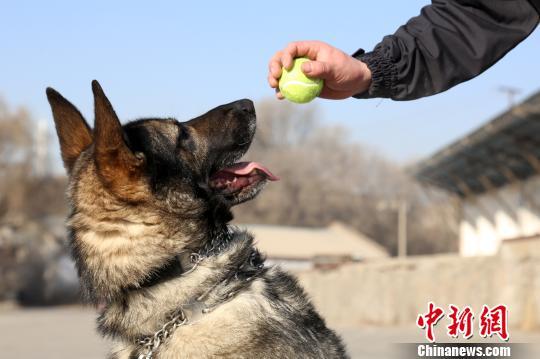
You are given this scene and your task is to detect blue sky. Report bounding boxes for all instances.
[1,0,539,169]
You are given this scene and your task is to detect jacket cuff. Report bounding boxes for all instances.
[351,47,396,99]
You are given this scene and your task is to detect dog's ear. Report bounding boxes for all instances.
[46,87,93,174]
[92,80,147,202]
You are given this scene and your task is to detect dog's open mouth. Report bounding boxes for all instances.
[209,162,278,202]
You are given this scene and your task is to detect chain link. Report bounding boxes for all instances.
[135,250,204,359]
[137,309,188,359]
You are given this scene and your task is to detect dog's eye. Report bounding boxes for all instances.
[134,151,146,165]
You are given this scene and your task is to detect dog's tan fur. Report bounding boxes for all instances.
[47,81,347,358]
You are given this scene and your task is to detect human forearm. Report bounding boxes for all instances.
[355,0,539,100]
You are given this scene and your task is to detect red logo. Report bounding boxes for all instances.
[479,305,509,341]
[417,303,509,342]
[447,305,474,339]
[417,302,445,342]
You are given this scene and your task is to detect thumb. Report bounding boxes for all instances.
[301,61,333,79]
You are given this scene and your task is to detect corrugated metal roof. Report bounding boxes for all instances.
[411,91,540,196]
[241,222,388,260]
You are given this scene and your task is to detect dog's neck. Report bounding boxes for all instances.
[124,225,264,306]
[136,225,251,290]
[70,200,254,302]
[96,225,267,343]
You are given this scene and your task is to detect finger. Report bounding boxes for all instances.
[268,73,279,88]
[281,49,294,71]
[301,60,334,80]
[269,51,283,79]
[276,92,284,100]
[281,41,320,69]
[269,50,283,68]
[269,61,282,80]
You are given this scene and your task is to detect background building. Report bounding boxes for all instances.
[413,92,540,256]
[242,222,388,270]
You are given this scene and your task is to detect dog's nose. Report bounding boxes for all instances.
[233,99,255,115]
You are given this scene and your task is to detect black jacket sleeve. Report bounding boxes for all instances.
[353,0,539,101]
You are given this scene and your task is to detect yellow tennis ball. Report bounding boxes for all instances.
[279,57,323,104]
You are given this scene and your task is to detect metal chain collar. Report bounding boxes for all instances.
[136,309,188,359]
[136,251,205,359]
[135,232,264,359]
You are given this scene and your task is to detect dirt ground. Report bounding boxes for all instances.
[1,306,539,358]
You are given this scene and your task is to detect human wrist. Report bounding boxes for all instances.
[357,59,372,92]
[353,48,396,99]
[350,57,372,96]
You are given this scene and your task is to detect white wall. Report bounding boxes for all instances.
[298,239,540,329]
[460,175,540,256]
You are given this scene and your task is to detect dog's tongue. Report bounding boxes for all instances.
[219,162,279,181]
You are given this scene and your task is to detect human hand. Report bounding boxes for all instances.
[268,41,372,100]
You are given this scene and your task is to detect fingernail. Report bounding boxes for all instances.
[302,62,312,73]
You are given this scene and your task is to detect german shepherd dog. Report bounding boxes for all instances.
[46,81,347,358]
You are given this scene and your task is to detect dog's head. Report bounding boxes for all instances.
[47,81,278,301]
[47,80,277,229]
